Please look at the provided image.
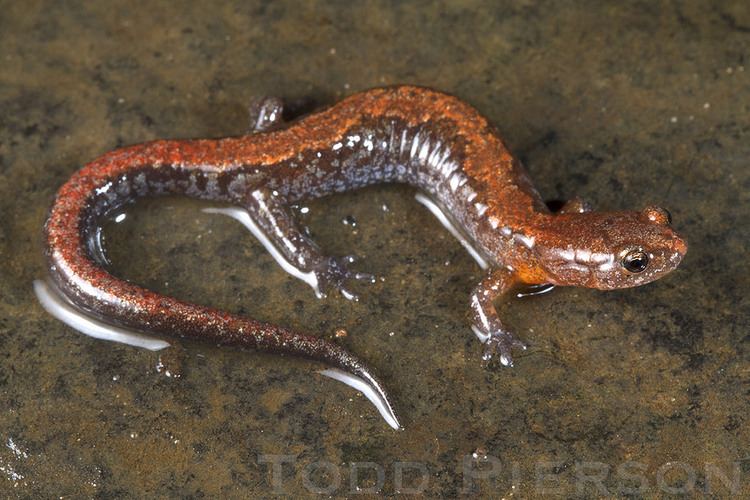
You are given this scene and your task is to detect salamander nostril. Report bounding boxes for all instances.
[674,238,688,256]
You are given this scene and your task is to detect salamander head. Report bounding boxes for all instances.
[537,207,687,290]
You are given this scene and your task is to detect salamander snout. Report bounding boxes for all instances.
[539,207,688,290]
[639,205,688,262]
[594,206,688,290]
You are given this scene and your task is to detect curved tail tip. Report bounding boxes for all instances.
[319,369,402,430]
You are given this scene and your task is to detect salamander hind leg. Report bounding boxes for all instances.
[470,268,527,367]
[311,253,376,301]
[247,96,285,132]
[207,188,374,300]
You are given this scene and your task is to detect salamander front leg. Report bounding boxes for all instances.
[558,196,593,214]
[470,268,527,367]
[242,188,374,300]
[247,96,285,132]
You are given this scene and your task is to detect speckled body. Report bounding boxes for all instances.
[44,86,687,428]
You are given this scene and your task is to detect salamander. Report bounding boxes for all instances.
[42,86,687,429]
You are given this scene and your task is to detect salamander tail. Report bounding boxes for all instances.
[320,366,402,430]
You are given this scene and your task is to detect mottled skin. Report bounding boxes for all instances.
[44,86,687,427]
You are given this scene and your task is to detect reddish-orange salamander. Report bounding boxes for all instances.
[42,86,687,429]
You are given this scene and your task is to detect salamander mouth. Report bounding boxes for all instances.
[664,247,686,273]
[541,258,595,287]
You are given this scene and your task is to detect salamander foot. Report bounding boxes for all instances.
[313,255,375,301]
[481,330,527,367]
[248,96,285,132]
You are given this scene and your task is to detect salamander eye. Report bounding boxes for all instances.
[643,206,672,225]
[663,208,672,224]
[622,250,650,273]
